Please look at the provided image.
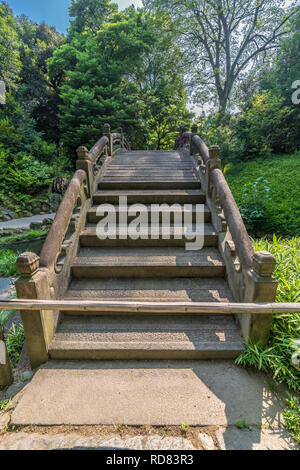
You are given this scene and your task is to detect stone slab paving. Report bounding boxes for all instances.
[11,360,285,427]
[0,213,55,231]
[0,359,298,450]
[0,427,297,450]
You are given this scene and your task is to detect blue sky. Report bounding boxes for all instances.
[6,0,143,33]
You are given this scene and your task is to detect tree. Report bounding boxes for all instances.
[48,7,157,153]
[16,15,64,141]
[144,0,299,112]
[128,26,193,149]
[0,2,21,89]
[69,0,118,36]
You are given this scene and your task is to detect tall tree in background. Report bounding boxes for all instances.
[69,0,118,36]
[48,7,156,152]
[144,0,299,112]
[49,3,192,153]
[16,16,64,141]
[128,23,193,149]
[0,2,21,89]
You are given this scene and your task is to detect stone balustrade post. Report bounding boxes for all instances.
[76,146,93,197]
[240,251,278,347]
[104,123,113,156]
[206,145,221,196]
[0,324,13,387]
[15,253,55,369]
[118,126,124,149]
[190,124,198,155]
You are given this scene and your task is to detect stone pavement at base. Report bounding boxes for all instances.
[0,428,297,450]
[0,359,298,450]
[0,213,55,231]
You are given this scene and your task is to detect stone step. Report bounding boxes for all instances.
[49,315,244,360]
[79,224,218,247]
[87,205,211,224]
[93,190,205,205]
[102,168,197,175]
[71,247,226,279]
[64,277,233,316]
[98,180,200,190]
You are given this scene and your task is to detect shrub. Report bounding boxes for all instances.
[0,249,19,277]
[236,236,300,392]
[239,177,272,232]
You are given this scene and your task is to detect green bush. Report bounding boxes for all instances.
[234,91,295,160]
[236,236,300,392]
[226,152,300,236]
[0,249,19,277]
[239,177,272,232]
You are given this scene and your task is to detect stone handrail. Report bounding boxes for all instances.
[88,136,109,165]
[175,125,278,346]
[211,168,254,268]
[176,128,254,268]
[15,123,131,367]
[39,169,87,270]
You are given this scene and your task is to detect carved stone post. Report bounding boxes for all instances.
[241,251,278,347]
[15,253,55,369]
[76,146,93,198]
[190,124,198,155]
[104,123,113,156]
[0,325,13,387]
[118,127,124,149]
[206,145,222,196]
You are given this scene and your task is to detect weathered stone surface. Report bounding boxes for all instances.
[0,412,10,431]
[215,427,298,450]
[21,371,34,383]
[11,360,284,427]
[0,433,197,451]
[198,432,215,450]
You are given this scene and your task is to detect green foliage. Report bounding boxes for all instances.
[226,152,300,236]
[69,0,117,36]
[0,249,18,277]
[0,2,21,88]
[283,394,300,445]
[0,228,49,246]
[16,15,64,141]
[234,91,295,159]
[239,178,272,232]
[5,324,25,367]
[0,309,16,329]
[48,6,191,153]
[236,236,300,392]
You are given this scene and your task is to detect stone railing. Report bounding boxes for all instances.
[175,125,278,346]
[15,124,130,368]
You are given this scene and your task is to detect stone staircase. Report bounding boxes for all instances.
[48,150,244,360]
[15,127,278,369]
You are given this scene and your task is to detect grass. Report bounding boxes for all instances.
[225,152,300,236]
[0,249,19,277]
[236,235,300,444]
[5,324,25,367]
[0,228,49,246]
[283,394,300,445]
[236,236,300,391]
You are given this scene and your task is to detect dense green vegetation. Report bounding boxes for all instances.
[237,237,300,391]
[225,153,300,236]
[0,249,18,277]
[236,236,300,443]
